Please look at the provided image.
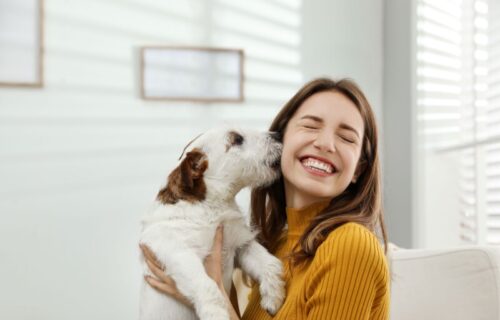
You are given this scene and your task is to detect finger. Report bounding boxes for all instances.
[145,259,175,286]
[140,244,160,265]
[145,276,193,307]
[140,244,163,270]
[145,276,177,295]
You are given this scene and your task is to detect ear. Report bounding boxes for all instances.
[179,149,208,188]
[157,149,208,204]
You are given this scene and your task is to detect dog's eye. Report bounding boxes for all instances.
[234,134,244,145]
[229,131,244,146]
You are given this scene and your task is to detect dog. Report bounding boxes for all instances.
[139,127,286,320]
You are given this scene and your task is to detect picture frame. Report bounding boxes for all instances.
[0,0,44,87]
[140,46,244,103]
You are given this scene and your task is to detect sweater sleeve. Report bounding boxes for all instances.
[304,223,390,320]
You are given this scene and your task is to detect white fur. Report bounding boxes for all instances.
[139,127,286,320]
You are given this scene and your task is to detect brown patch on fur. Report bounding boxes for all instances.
[157,148,208,204]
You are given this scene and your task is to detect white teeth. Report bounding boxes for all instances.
[301,158,334,173]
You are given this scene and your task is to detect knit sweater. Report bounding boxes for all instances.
[241,201,390,320]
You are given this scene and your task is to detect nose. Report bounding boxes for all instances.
[268,131,282,142]
[313,130,336,152]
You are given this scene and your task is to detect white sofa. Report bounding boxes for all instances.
[389,245,500,320]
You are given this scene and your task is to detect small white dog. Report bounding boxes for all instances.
[139,127,286,320]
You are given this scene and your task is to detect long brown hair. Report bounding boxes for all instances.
[250,78,387,265]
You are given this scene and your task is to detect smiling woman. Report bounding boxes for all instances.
[246,78,389,319]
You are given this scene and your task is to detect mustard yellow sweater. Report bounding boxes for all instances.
[242,202,390,320]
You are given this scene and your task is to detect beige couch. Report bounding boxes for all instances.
[389,245,500,319]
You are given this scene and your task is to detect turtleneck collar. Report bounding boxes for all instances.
[285,200,331,236]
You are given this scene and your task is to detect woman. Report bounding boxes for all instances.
[141,78,390,319]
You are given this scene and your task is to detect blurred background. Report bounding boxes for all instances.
[1,0,499,319]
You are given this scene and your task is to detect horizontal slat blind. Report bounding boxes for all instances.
[485,0,500,244]
[418,0,500,245]
[417,0,465,151]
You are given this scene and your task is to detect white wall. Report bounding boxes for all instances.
[0,0,383,319]
[382,0,418,248]
[421,152,462,247]
[301,0,383,116]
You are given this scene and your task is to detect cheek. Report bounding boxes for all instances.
[280,137,302,178]
[340,148,360,173]
[281,129,309,156]
[280,144,293,171]
[280,133,294,162]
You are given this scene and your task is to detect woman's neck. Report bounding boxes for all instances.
[284,187,332,209]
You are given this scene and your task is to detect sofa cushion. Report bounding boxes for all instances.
[390,246,500,320]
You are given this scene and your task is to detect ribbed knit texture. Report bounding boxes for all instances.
[242,201,390,320]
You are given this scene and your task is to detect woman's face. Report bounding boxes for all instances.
[281,90,365,209]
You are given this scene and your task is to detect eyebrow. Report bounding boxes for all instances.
[299,115,361,138]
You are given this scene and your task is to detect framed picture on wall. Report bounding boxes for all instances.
[140,46,244,102]
[0,0,44,87]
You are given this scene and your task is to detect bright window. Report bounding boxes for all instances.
[417,0,500,246]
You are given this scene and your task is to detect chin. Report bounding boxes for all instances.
[298,185,338,201]
[306,181,348,199]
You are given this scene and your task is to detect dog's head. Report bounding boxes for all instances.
[157,127,282,204]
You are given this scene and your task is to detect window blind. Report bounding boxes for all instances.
[416,0,500,245]
[485,0,500,244]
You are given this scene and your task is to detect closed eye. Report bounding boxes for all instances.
[303,125,319,129]
[340,135,356,144]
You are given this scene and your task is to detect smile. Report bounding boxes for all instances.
[300,157,336,175]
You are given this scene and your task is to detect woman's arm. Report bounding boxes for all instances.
[304,224,390,319]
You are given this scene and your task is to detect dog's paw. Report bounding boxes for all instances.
[260,279,285,316]
[259,260,286,315]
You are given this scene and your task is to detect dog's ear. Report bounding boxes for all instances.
[179,149,208,187]
[157,149,208,204]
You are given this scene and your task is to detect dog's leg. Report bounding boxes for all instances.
[237,240,285,315]
[156,246,230,320]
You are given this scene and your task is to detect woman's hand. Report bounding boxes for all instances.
[140,243,193,307]
[139,225,226,305]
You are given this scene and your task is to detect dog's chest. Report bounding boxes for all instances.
[141,202,254,258]
[184,215,253,258]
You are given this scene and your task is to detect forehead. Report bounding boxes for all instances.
[293,91,364,132]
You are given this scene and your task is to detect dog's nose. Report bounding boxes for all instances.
[269,131,282,142]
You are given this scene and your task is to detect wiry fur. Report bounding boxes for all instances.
[139,127,286,320]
